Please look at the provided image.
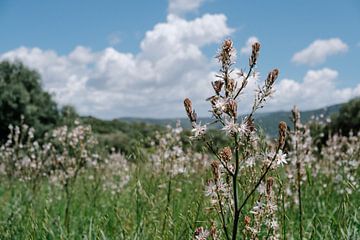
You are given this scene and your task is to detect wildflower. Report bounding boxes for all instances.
[194,227,210,240]
[258,183,266,194]
[191,123,207,139]
[213,97,227,114]
[204,180,217,197]
[250,201,264,215]
[222,119,239,135]
[238,120,250,136]
[267,200,278,212]
[276,150,287,166]
[245,156,256,167]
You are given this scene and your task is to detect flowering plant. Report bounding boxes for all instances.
[184,39,287,240]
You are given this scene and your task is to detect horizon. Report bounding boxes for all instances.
[86,100,345,121]
[1,0,359,118]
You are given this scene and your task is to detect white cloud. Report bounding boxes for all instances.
[267,68,360,111]
[168,0,205,16]
[292,38,348,66]
[240,36,259,55]
[0,13,233,119]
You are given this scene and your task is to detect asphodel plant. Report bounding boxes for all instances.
[184,39,288,240]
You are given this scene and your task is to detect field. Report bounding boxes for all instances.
[0,123,359,239]
[0,39,359,240]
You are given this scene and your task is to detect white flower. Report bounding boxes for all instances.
[276,150,287,166]
[191,123,207,139]
[257,183,266,194]
[267,201,278,212]
[238,121,250,136]
[222,119,239,135]
[250,201,264,215]
[214,98,227,112]
[194,227,210,240]
[245,156,256,167]
[204,181,216,198]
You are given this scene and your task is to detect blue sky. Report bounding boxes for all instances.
[0,0,359,118]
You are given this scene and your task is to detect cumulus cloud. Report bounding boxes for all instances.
[168,0,205,16]
[292,38,348,66]
[240,36,259,55]
[267,68,360,111]
[0,13,233,119]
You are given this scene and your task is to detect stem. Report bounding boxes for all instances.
[64,182,71,235]
[282,188,286,240]
[161,176,172,235]
[231,136,240,240]
[297,162,303,240]
[294,118,303,240]
[216,189,231,240]
[234,66,254,100]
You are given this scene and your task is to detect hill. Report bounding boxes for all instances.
[118,103,343,136]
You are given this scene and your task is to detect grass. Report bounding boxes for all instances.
[0,163,359,239]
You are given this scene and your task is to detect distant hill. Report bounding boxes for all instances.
[79,103,343,153]
[118,103,343,136]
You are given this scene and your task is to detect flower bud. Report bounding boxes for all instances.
[226,99,237,119]
[266,177,274,196]
[249,42,261,67]
[278,121,287,148]
[244,215,251,226]
[212,80,224,94]
[219,146,232,162]
[266,69,279,86]
[183,98,197,123]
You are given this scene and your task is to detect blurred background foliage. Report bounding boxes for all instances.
[0,60,359,155]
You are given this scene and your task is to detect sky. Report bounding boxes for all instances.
[0,0,360,119]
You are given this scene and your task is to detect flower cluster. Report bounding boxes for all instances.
[150,122,209,177]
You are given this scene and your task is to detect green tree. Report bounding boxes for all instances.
[0,60,59,140]
[330,97,360,136]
